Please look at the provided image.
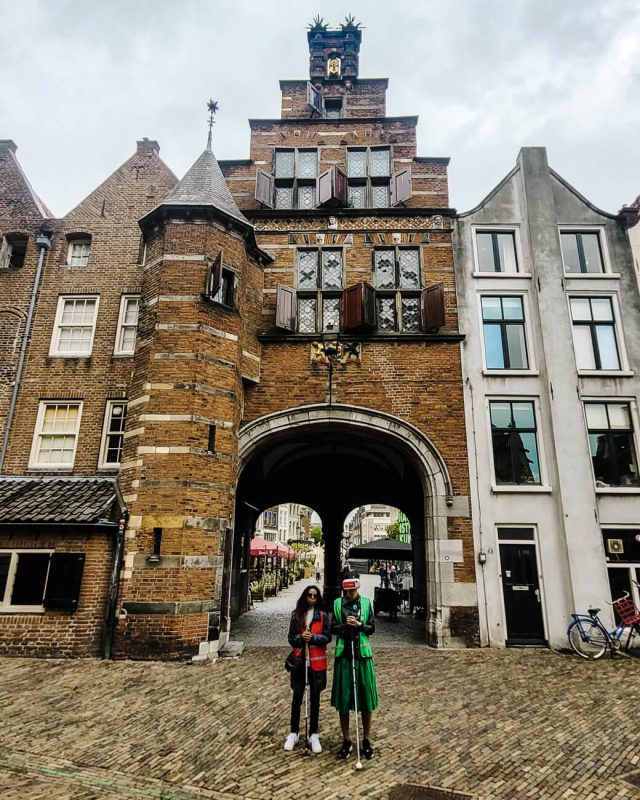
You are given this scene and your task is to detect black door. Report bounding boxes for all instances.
[499,542,546,645]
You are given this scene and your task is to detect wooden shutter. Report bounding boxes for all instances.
[255,168,275,208]
[275,283,297,331]
[391,167,412,206]
[0,237,9,269]
[43,553,86,612]
[316,166,348,208]
[307,81,323,115]
[206,251,223,298]
[342,282,375,331]
[422,282,445,332]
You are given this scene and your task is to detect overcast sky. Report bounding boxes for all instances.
[1,0,638,218]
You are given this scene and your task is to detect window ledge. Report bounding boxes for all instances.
[578,370,634,378]
[564,273,621,280]
[0,606,45,614]
[483,369,540,377]
[26,467,75,473]
[595,487,640,494]
[491,485,552,494]
[472,271,531,279]
[47,353,93,360]
[112,353,135,359]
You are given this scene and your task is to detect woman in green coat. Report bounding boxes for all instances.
[330,576,378,760]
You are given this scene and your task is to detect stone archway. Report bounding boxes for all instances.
[231,404,471,647]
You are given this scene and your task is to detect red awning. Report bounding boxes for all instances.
[250,535,277,557]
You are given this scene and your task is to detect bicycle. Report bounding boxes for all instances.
[567,581,640,660]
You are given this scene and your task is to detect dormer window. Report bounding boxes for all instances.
[67,236,92,267]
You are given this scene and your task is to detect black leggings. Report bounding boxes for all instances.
[290,682,321,735]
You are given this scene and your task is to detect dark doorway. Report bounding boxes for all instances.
[499,541,546,645]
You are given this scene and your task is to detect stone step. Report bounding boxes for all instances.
[218,640,245,658]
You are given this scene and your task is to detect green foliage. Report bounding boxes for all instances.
[311,526,323,544]
[386,520,401,540]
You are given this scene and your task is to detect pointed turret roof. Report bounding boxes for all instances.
[162,146,250,228]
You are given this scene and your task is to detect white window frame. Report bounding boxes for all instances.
[98,400,128,469]
[582,396,640,493]
[485,395,551,492]
[477,290,538,375]
[0,549,53,613]
[558,226,613,277]
[472,225,525,276]
[29,401,83,469]
[50,295,99,357]
[67,238,92,267]
[114,295,140,356]
[567,291,631,375]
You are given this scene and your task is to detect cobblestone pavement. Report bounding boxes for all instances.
[1,588,640,799]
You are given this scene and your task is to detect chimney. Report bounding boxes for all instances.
[137,138,160,156]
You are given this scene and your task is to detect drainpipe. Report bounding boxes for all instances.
[0,231,52,470]
[102,510,129,659]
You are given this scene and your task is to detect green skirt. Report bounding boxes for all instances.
[331,657,378,713]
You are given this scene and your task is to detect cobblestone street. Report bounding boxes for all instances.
[1,578,640,800]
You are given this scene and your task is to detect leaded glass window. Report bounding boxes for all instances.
[346,147,392,208]
[295,249,344,333]
[298,251,318,289]
[372,184,389,208]
[322,297,341,332]
[369,148,390,177]
[399,250,420,288]
[275,150,295,179]
[298,151,317,179]
[298,298,317,333]
[348,185,366,209]
[347,150,367,178]
[402,298,420,331]
[373,247,422,332]
[273,148,318,209]
[298,185,316,209]
[377,297,396,331]
[321,250,343,289]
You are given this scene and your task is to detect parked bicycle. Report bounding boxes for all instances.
[567,581,640,660]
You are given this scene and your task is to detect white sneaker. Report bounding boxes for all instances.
[283,733,299,751]
[308,733,322,754]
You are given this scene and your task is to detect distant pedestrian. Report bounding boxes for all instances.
[389,564,397,586]
[378,564,387,587]
[331,576,378,761]
[284,585,331,754]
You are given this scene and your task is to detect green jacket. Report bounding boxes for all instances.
[332,595,373,658]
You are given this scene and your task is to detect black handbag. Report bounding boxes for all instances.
[284,650,304,672]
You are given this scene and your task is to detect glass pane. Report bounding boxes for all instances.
[590,298,613,321]
[124,298,139,325]
[512,401,535,430]
[369,148,390,177]
[348,184,366,209]
[401,297,420,331]
[581,233,604,274]
[483,324,505,369]
[377,297,396,331]
[322,297,340,332]
[502,297,524,320]
[496,233,517,272]
[11,553,50,605]
[398,250,420,289]
[490,401,512,429]
[372,184,389,208]
[274,150,294,178]
[374,251,395,289]
[298,298,316,333]
[590,432,611,483]
[347,150,366,178]
[561,233,581,273]
[481,297,502,320]
[607,403,631,430]
[505,324,528,369]
[570,297,592,321]
[321,250,343,289]
[297,251,317,289]
[275,186,293,209]
[297,185,316,210]
[516,433,540,484]
[297,150,317,179]
[585,403,608,430]
[595,326,620,370]
[0,554,10,602]
[573,326,596,370]
[491,430,512,483]
[612,432,640,485]
[477,233,497,271]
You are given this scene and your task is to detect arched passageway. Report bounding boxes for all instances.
[231,405,457,645]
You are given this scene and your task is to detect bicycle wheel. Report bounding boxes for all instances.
[568,618,609,659]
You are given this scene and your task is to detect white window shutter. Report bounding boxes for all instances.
[391,167,412,206]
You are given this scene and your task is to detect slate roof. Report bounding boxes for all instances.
[0,477,120,524]
[162,147,250,228]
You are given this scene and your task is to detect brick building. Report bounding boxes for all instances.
[0,19,477,659]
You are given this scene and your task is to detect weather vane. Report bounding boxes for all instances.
[207,99,219,148]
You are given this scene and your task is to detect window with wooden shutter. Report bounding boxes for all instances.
[316,166,348,208]
[272,150,318,209]
[346,146,392,208]
[43,553,86,612]
[391,167,412,206]
[422,282,446,332]
[373,247,422,333]
[255,169,275,208]
[307,82,323,115]
[343,282,375,331]
[294,248,344,333]
[206,252,223,298]
[276,284,297,331]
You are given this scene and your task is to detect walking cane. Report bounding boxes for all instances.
[350,629,363,770]
[303,641,310,756]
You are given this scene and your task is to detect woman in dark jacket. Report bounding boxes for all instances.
[284,585,331,754]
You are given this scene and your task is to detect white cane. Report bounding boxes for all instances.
[350,630,363,770]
